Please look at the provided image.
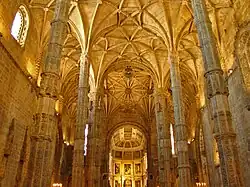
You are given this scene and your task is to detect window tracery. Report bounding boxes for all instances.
[11,5,29,47]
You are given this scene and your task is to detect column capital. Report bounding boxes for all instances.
[153,87,172,103]
[168,50,179,64]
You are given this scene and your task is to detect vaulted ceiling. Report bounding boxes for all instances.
[26,0,212,141]
[87,0,200,130]
[103,67,154,118]
[88,0,201,87]
[111,126,145,151]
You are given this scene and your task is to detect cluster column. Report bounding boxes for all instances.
[27,0,70,186]
[87,91,103,187]
[169,52,191,187]
[192,0,241,186]
[72,55,90,187]
[154,88,171,187]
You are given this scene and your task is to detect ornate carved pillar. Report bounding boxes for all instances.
[72,55,90,187]
[53,132,63,183]
[27,0,70,186]
[154,88,171,187]
[87,91,103,187]
[192,0,242,186]
[169,52,191,187]
[200,106,216,187]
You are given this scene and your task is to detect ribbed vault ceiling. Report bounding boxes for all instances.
[27,0,208,141]
[89,0,169,86]
[103,67,154,117]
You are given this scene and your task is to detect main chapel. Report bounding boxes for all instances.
[0,0,249,186]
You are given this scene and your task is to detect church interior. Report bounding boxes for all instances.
[0,0,249,186]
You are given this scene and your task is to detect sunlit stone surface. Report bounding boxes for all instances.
[0,0,249,186]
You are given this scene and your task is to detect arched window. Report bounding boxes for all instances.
[11,5,29,47]
[170,123,175,155]
[84,124,89,156]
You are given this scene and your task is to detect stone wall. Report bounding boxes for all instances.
[228,68,250,187]
[0,0,41,77]
[219,1,250,186]
[0,41,37,186]
[0,1,42,185]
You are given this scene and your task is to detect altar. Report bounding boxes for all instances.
[109,127,148,187]
[110,158,147,187]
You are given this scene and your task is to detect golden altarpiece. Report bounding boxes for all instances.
[109,127,148,187]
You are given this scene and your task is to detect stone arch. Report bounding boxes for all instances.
[106,121,149,152]
[104,122,149,187]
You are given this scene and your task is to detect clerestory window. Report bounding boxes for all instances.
[84,124,89,156]
[170,123,175,155]
[11,5,29,47]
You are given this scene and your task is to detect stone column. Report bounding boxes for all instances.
[201,106,217,187]
[27,0,70,186]
[53,133,64,183]
[146,124,154,187]
[72,55,90,187]
[148,119,158,186]
[192,0,242,186]
[154,88,171,187]
[87,91,103,187]
[101,141,109,187]
[169,52,191,187]
[195,97,204,184]
[100,119,109,187]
